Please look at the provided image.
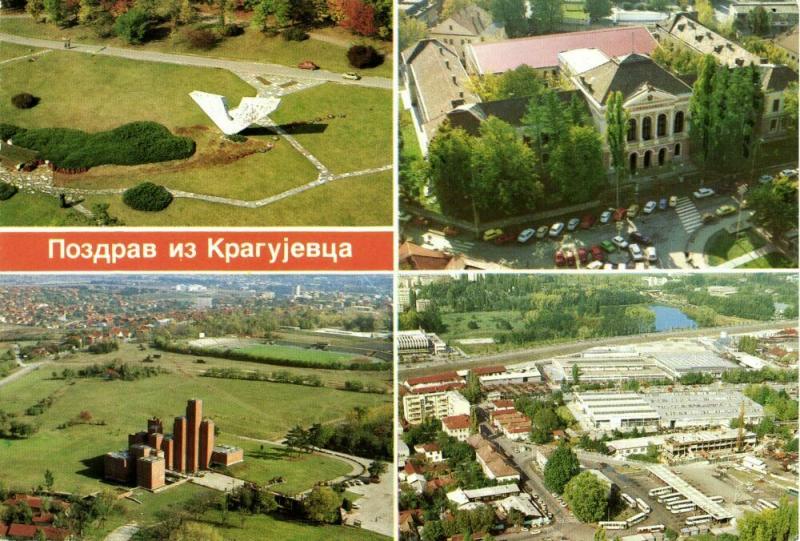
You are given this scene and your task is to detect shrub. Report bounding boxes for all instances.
[0,124,24,141]
[0,182,18,201]
[11,93,38,109]
[123,182,173,212]
[347,44,383,69]
[114,8,152,44]
[220,23,243,37]
[225,134,247,143]
[186,28,218,50]
[282,27,308,41]
[11,121,196,169]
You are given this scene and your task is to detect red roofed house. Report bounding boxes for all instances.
[442,414,471,441]
[414,442,444,463]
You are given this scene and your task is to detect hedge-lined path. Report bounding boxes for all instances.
[0,32,391,89]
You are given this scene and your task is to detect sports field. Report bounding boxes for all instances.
[235,343,361,364]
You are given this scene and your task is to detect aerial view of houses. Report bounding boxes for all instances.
[0,0,392,227]
[397,272,798,541]
[399,0,798,269]
[0,275,393,540]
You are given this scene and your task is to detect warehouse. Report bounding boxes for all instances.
[607,428,757,461]
[646,390,763,429]
[651,351,737,379]
[573,392,661,431]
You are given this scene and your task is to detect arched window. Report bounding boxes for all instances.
[674,143,681,156]
[657,114,667,137]
[629,153,638,173]
[644,150,652,168]
[674,111,684,133]
[627,118,637,142]
[658,148,666,166]
[642,117,652,141]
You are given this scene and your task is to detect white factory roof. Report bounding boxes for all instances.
[647,464,733,520]
[651,351,736,374]
[463,484,520,499]
[496,493,542,517]
[558,48,610,74]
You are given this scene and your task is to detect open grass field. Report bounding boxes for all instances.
[270,84,392,174]
[81,170,392,226]
[222,439,352,495]
[0,192,91,226]
[0,49,391,225]
[0,16,392,78]
[0,347,388,495]
[233,343,361,364]
[441,310,525,341]
[740,252,794,268]
[705,229,767,266]
[0,41,40,61]
[193,512,389,541]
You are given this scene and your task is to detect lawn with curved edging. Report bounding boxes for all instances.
[705,229,767,266]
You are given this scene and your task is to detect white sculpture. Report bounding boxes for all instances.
[190,91,281,135]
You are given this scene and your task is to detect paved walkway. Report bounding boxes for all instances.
[0,48,50,65]
[716,244,777,268]
[679,211,755,269]
[0,32,391,89]
[103,523,139,541]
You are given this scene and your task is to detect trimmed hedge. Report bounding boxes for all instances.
[11,93,38,109]
[0,182,18,201]
[7,122,195,169]
[122,182,173,211]
[282,27,308,41]
[347,45,383,69]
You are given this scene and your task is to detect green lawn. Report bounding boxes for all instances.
[399,108,422,162]
[0,41,40,61]
[705,229,768,266]
[223,440,352,495]
[193,512,389,541]
[234,343,361,365]
[0,352,388,494]
[740,252,794,269]
[82,170,392,226]
[0,192,91,226]
[271,84,392,174]
[0,16,393,77]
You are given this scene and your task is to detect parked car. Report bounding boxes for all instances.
[627,203,639,218]
[586,260,604,270]
[780,168,798,179]
[443,225,459,237]
[577,247,589,264]
[599,209,613,224]
[702,212,717,223]
[645,246,657,263]
[536,225,549,239]
[643,200,657,214]
[611,235,629,249]
[554,250,566,267]
[693,187,715,199]
[298,60,319,70]
[716,204,736,217]
[517,228,536,243]
[758,174,774,184]
[565,250,576,266]
[629,243,644,261]
[580,214,596,229]
[603,263,615,270]
[342,72,361,80]
[549,222,565,237]
[600,240,616,253]
[590,245,605,262]
[669,195,678,207]
[658,197,668,210]
[483,228,503,241]
[613,207,628,221]
[494,232,516,245]
[567,217,581,231]
[629,231,652,245]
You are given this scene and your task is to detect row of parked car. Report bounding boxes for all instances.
[554,230,658,268]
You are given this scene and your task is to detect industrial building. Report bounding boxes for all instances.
[607,428,757,461]
[397,329,449,358]
[647,464,734,521]
[104,399,243,490]
[573,392,662,431]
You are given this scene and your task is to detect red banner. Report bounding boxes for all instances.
[0,230,393,272]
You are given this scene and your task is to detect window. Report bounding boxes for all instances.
[642,117,652,141]
[770,118,778,131]
[657,114,667,137]
[674,143,681,156]
[773,98,780,112]
[674,111,684,133]
[629,153,638,173]
[627,118,638,142]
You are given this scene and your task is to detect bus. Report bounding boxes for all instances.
[710,496,724,503]
[636,498,651,513]
[649,487,672,497]
[621,493,637,508]
[758,499,778,510]
[660,494,682,504]
[598,521,627,530]
[667,499,692,508]
[670,504,696,514]
[638,525,666,533]
[686,515,712,526]
[787,487,798,497]
[627,512,648,527]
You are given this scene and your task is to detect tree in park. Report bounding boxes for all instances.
[749,6,770,36]
[543,442,580,494]
[284,424,310,453]
[338,0,377,36]
[42,0,76,27]
[783,82,798,136]
[563,471,609,522]
[44,469,54,491]
[604,91,629,204]
[427,123,475,220]
[470,117,542,219]
[114,8,152,44]
[491,0,529,38]
[367,460,387,479]
[747,176,798,239]
[303,485,342,524]
[585,0,611,21]
[689,55,716,172]
[550,125,605,203]
[530,0,562,34]
[399,14,428,49]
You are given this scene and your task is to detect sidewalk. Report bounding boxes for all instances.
[716,245,776,269]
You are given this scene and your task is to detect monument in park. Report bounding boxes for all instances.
[190,91,281,135]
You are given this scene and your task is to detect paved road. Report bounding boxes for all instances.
[0,361,46,388]
[0,32,392,89]
[399,320,795,376]
[104,523,139,541]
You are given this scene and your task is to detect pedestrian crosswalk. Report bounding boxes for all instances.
[675,196,703,234]
[421,232,475,254]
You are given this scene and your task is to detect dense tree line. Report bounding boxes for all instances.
[55,361,167,381]
[744,384,798,421]
[202,367,325,388]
